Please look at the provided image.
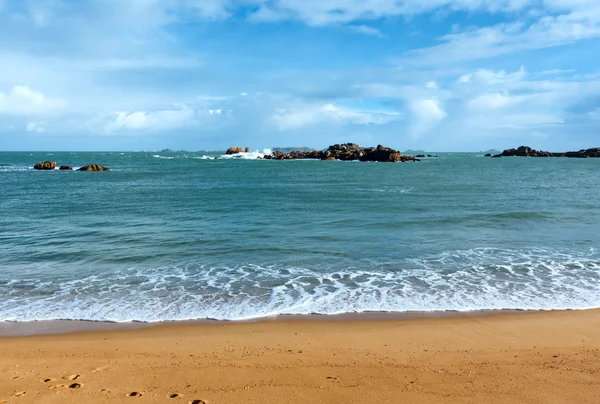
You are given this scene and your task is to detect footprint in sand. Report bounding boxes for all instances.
[127,392,143,397]
[65,374,80,381]
[49,384,68,390]
[42,378,56,383]
[11,376,21,380]
[69,383,83,389]
[13,391,26,397]
[190,400,207,404]
[92,366,109,373]
[169,393,183,398]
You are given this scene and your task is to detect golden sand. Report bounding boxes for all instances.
[1,309,600,403]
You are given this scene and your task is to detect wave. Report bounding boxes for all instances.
[151,150,274,160]
[0,166,31,172]
[0,247,598,322]
[215,149,273,160]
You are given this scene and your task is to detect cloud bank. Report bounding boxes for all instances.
[0,0,598,150]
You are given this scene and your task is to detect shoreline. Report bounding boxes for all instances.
[1,308,600,403]
[0,308,580,337]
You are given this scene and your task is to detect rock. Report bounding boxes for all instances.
[360,145,402,162]
[261,143,417,163]
[59,166,73,170]
[585,147,600,157]
[493,146,600,158]
[305,150,323,159]
[484,154,492,157]
[244,147,251,153]
[516,145,532,156]
[565,151,587,158]
[78,164,110,172]
[272,151,288,160]
[34,161,56,170]
[226,147,243,155]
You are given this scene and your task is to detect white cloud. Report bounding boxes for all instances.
[0,85,65,115]
[409,99,447,136]
[104,108,195,132]
[348,25,385,37]
[25,122,46,133]
[401,6,600,66]
[426,81,438,89]
[271,103,399,130]
[587,108,600,120]
[247,0,544,25]
[469,67,527,84]
[468,93,520,110]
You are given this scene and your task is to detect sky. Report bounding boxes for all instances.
[1,0,600,151]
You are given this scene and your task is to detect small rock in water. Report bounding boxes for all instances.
[59,166,73,170]
[78,164,110,171]
[225,147,243,155]
[34,161,56,170]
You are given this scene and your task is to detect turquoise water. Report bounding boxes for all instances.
[0,151,599,321]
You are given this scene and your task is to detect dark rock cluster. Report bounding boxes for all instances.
[490,146,600,158]
[262,143,419,162]
[78,164,110,171]
[226,147,251,154]
[33,161,110,171]
[33,161,56,170]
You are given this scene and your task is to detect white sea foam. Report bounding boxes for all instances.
[0,165,32,172]
[0,248,599,323]
[217,149,273,160]
[152,155,175,159]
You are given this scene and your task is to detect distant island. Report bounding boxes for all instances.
[487,146,600,158]
[226,143,420,162]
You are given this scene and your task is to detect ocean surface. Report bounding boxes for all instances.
[0,151,599,322]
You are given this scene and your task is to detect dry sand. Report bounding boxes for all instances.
[1,310,600,403]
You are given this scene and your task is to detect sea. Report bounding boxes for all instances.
[0,150,599,323]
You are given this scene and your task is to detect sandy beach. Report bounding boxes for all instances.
[1,310,599,404]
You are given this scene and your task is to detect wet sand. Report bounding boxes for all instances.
[1,309,600,403]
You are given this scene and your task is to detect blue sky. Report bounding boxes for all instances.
[1,0,599,151]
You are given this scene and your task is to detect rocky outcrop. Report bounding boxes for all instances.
[34,161,56,170]
[492,146,600,158]
[78,164,110,171]
[34,161,109,171]
[226,147,243,154]
[244,147,251,153]
[263,143,419,162]
[565,148,600,158]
